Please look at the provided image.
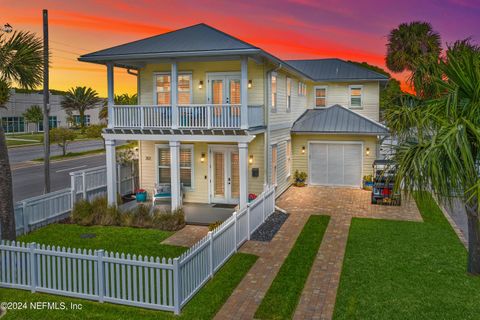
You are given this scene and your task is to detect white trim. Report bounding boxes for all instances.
[153,71,193,105]
[155,143,195,192]
[207,144,240,204]
[313,85,328,108]
[102,133,255,143]
[348,84,364,109]
[307,140,364,188]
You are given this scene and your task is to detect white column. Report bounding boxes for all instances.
[238,142,249,209]
[240,56,248,129]
[107,63,114,128]
[170,141,181,210]
[105,139,117,205]
[171,61,178,129]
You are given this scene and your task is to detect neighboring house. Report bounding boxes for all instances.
[0,90,103,133]
[78,23,389,210]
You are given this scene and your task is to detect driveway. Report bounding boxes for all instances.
[216,186,422,320]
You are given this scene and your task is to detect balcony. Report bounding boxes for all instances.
[110,104,264,130]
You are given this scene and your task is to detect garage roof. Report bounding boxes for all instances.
[291,105,389,135]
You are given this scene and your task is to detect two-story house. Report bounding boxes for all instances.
[79,23,389,214]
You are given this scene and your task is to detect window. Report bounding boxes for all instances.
[298,82,306,96]
[349,85,363,108]
[270,72,277,111]
[155,73,192,105]
[286,77,292,112]
[286,140,292,177]
[72,115,90,126]
[314,86,327,108]
[157,145,194,189]
[271,144,277,185]
[38,116,58,131]
[1,117,25,133]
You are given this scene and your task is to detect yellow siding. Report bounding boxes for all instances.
[291,134,377,184]
[248,134,265,196]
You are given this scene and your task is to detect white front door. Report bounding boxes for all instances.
[207,73,241,105]
[209,146,240,204]
[309,142,363,187]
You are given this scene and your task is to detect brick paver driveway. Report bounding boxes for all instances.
[215,186,422,320]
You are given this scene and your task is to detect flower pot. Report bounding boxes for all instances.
[136,191,147,202]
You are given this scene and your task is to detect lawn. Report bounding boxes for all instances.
[18,224,186,258]
[0,253,258,320]
[333,192,480,319]
[255,215,330,319]
[6,132,96,147]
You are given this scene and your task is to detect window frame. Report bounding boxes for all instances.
[286,77,292,113]
[155,144,195,191]
[286,139,292,178]
[270,72,277,112]
[153,71,193,105]
[313,85,328,108]
[349,84,363,109]
[298,82,306,97]
[271,144,278,186]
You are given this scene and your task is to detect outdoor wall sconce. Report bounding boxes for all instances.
[198,80,203,89]
[366,147,370,156]
[302,146,306,154]
[249,155,254,164]
[201,153,205,163]
[248,80,252,89]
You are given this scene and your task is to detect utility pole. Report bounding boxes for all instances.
[42,9,50,193]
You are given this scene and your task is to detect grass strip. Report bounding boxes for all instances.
[255,215,330,319]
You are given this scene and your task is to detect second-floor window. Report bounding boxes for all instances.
[314,86,327,108]
[271,72,277,111]
[349,85,363,108]
[286,77,292,112]
[298,82,306,96]
[155,73,192,105]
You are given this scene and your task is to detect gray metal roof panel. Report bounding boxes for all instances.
[285,59,388,81]
[291,105,389,135]
[81,23,258,59]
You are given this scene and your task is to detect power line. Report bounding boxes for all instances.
[50,39,92,52]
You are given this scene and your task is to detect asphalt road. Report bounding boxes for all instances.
[12,154,106,202]
[8,139,105,164]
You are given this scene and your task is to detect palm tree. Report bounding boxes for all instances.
[61,86,101,132]
[99,93,138,122]
[386,41,480,274]
[386,21,442,98]
[23,104,43,132]
[0,30,43,240]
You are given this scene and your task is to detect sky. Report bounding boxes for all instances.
[1,0,479,96]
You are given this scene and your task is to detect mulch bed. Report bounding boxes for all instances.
[250,210,289,242]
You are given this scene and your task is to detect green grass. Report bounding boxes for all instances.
[0,253,258,319]
[18,224,186,258]
[6,131,96,147]
[255,215,330,319]
[333,192,480,319]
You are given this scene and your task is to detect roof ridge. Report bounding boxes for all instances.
[198,23,259,49]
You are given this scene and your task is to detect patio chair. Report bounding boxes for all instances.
[152,183,184,206]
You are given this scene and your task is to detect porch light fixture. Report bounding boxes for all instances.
[366,147,370,156]
[200,153,205,163]
[198,80,203,89]
[302,146,306,154]
[249,155,253,164]
[248,80,252,89]
[2,23,12,33]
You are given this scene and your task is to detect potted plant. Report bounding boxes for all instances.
[363,175,374,190]
[248,193,257,203]
[135,188,147,202]
[293,170,308,187]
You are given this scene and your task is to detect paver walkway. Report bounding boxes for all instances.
[215,186,422,320]
[161,225,209,247]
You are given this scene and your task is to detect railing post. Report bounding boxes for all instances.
[116,163,122,197]
[140,106,145,129]
[82,171,87,200]
[246,205,251,240]
[173,257,181,315]
[95,249,105,303]
[107,62,114,128]
[22,201,29,234]
[70,173,77,208]
[28,242,37,292]
[208,231,213,277]
[207,105,212,129]
[233,212,238,251]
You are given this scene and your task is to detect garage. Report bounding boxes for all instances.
[308,142,362,187]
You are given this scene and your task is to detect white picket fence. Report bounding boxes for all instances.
[12,163,137,236]
[1,185,276,314]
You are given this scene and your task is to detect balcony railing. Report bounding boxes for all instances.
[110,104,264,130]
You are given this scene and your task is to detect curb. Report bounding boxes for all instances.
[434,195,468,248]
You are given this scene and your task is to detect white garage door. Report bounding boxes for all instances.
[309,142,362,187]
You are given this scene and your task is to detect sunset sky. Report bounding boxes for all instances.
[1,0,479,96]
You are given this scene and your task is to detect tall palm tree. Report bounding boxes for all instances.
[0,31,43,240]
[386,41,480,274]
[61,86,101,132]
[99,93,138,122]
[386,21,442,98]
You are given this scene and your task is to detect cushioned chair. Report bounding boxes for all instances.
[152,183,184,205]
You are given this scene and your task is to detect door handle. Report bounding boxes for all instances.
[228,177,231,185]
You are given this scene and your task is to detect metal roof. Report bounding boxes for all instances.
[80,23,260,61]
[285,59,389,81]
[291,105,389,135]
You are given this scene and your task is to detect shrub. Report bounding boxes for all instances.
[71,198,94,225]
[208,220,223,231]
[152,207,186,231]
[71,196,120,226]
[130,204,153,228]
[293,170,308,187]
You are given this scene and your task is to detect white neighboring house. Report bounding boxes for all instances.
[78,23,390,213]
[0,90,103,133]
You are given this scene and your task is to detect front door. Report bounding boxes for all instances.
[207,74,241,105]
[209,146,239,204]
